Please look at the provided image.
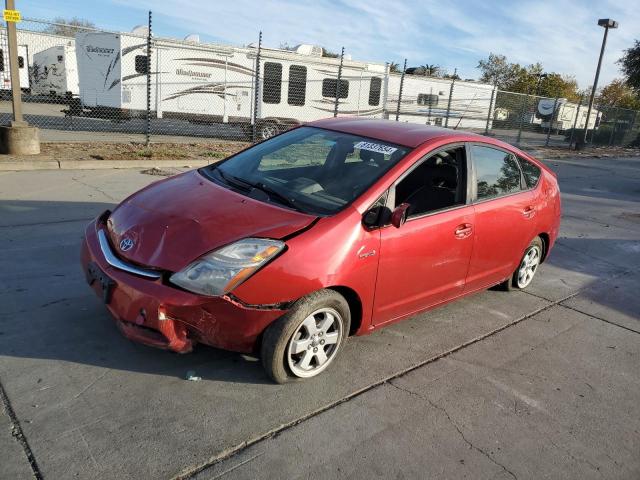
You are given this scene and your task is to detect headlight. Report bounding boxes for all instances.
[170,238,285,296]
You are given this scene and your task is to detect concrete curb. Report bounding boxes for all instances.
[0,158,212,171]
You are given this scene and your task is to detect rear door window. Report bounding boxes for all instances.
[518,157,542,188]
[471,145,522,200]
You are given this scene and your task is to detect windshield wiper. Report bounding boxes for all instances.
[214,167,303,212]
[215,167,252,191]
[247,181,302,212]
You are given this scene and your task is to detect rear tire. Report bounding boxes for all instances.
[500,236,543,291]
[261,289,350,384]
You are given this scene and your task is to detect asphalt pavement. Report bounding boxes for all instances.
[0,155,639,479]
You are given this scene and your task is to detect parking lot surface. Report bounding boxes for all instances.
[1,155,639,479]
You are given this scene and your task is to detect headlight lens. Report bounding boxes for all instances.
[170,238,285,296]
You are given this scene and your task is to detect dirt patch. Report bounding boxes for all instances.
[0,141,248,163]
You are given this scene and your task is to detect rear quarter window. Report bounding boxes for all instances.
[519,157,542,188]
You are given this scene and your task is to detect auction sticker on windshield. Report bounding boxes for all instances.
[354,141,397,155]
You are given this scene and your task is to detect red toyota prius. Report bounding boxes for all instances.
[81,118,561,383]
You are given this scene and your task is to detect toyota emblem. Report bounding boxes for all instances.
[119,237,134,252]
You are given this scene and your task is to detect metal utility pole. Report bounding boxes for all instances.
[395,58,407,121]
[0,0,39,154]
[579,18,618,149]
[333,47,345,117]
[6,0,23,124]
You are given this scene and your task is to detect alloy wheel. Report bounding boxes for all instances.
[286,307,344,378]
[517,246,541,288]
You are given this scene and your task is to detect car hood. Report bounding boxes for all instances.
[106,170,317,272]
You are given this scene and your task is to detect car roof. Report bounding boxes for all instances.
[308,117,486,148]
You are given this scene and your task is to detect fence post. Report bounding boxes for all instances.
[252,31,262,143]
[484,86,496,134]
[609,109,619,147]
[627,111,638,146]
[333,47,345,118]
[568,95,583,148]
[395,58,407,121]
[444,77,455,128]
[545,97,559,147]
[516,93,529,144]
[145,10,152,146]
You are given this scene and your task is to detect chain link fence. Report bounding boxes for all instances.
[1,15,639,150]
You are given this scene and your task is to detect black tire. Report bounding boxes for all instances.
[500,236,543,291]
[261,289,351,384]
[259,121,279,141]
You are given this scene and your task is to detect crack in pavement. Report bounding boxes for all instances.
[174,290,581,479]
[70,175,119,202]
[557,302,640,336]
[388,380,518,480]
[0,377,43,480]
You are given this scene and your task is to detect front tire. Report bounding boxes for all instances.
[501,237,543,291]
[261,289,350,384]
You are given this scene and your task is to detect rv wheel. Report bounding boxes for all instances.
[260,122,279,140]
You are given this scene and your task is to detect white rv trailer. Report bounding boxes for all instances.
[0,31,30,91]
[31,44,79,96]
[0,28,81,93]
[385,73,495,130]
[75,31,388,139]
[537,98,600,132]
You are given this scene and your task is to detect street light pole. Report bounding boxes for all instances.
[579,18,618,149]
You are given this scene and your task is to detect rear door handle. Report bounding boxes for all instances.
[523,206,536,218]
[455,223,473,239]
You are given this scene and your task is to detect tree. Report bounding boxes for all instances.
[43,17,95,37]
[322,48,340,58]
[279,42,296,51]
[477,53,580,99]
[597,79,640,110]
[618,40,640,93]
[406,64,443,77]
[538,74,581,101]
[477,53,520,88]
[389,62,400,73]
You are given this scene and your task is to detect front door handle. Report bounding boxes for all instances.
[523,206,536,218]
[455,223,473,239]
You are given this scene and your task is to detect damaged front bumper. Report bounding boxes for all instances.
[81,213,287,354]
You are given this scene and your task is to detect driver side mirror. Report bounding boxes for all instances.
[391,203,410,228]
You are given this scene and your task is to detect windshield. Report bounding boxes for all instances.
[204,126,411,215]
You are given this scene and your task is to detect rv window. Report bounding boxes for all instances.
[135,55,148,74]
[417,94,438,107]
[287,65,307,106]
[369,77,382,106]
[322,78,349,99]
[263,62,282,104]
[18,56,24,69]
[0,50,4,72]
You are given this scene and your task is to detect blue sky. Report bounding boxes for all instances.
[24,0,640,88]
